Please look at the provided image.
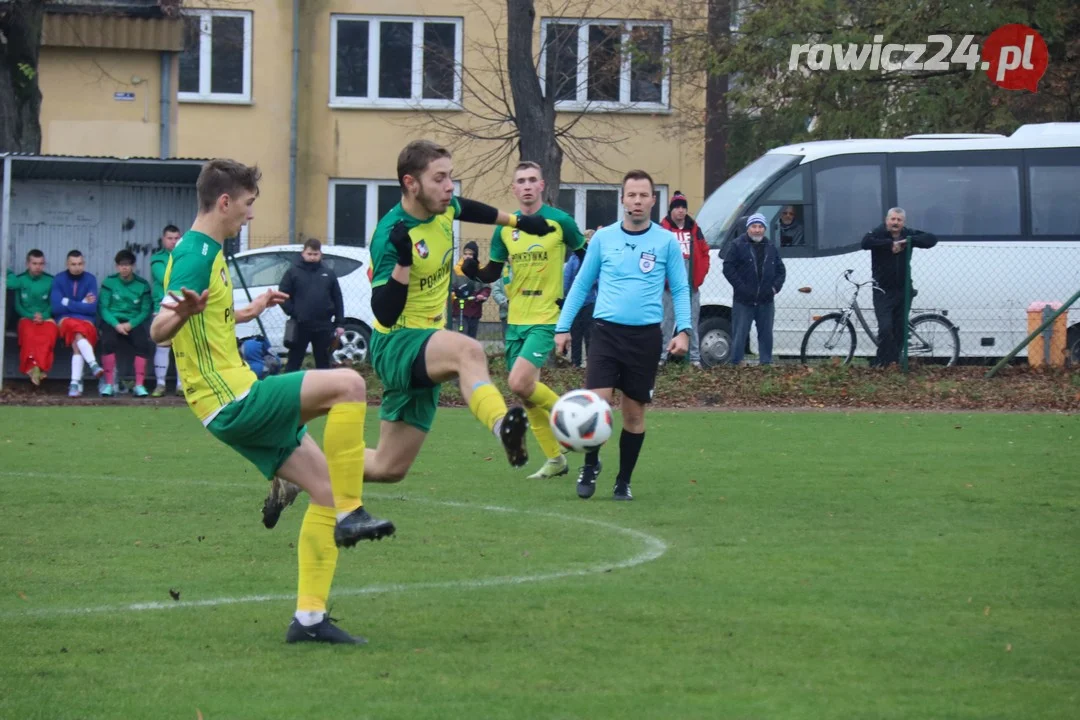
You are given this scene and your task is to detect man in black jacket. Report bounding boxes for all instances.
[860,208,938,367]
[279,238,345,371]
[723,213,786,365]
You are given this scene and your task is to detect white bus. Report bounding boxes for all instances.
[692,122,1080,366]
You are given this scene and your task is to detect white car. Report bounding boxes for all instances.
[228,244,374,365]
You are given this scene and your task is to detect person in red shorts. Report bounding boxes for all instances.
[49,249,104,397]
[6,249,57,385]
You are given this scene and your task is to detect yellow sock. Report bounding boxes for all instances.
[526,382,560,412]
[324,402,366,513]
[296,503,339,614]
[468,381,508,434]
[526,405,563,459]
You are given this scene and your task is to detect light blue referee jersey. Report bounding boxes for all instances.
[556,222,692,333]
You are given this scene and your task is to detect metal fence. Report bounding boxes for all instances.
[231,233,1080,373]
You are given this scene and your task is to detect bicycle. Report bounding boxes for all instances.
[799,269,961,366]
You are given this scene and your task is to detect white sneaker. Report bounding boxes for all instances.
[527,455,569,480]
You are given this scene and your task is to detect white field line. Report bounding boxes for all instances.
[0,471,669,619]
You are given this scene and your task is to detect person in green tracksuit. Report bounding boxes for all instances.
[149,224,183,396]
[98,249,154,397]
[7,249,58,385]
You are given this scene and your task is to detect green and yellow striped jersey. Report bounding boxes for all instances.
[163,230,256,424]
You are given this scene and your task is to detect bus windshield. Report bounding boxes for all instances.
[696,153,802,245]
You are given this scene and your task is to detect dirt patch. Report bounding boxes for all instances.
[3,359,1077,413]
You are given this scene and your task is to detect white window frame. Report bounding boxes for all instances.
[538,19,671,113]
[329,14,464,110]
[327,179,462,247]
[178,9,253,104]
[560,183,668,229]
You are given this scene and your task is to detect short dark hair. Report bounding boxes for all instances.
[67,250,83,260]
[303,238,322,251]
[196,159,261,213]
[162,224,180,235]
[621,169,655,193]
[514,161,542,175]
[115,249,136,265]
[26,249,44,261]
[397,140,452,190]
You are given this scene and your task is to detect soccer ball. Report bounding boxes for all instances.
[550,389,613,452]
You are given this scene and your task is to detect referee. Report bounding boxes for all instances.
[555,169,692,501]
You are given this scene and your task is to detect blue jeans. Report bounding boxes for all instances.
[730,301,775,365]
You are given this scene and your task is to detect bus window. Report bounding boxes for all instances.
[814,160,884,251]
[696,153,801,247]
[896,165,1021,236]
[1030,165,1080,235]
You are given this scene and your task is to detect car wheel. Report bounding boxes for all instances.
[333,323,371,367]
[698,316,732,368]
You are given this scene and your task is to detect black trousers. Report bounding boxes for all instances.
[286,323,335,372]
[570,302,595,366]
[872,292,906,367]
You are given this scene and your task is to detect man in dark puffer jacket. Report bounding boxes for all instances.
[723,213,786,365]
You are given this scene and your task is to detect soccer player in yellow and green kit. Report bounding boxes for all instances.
[151,159,392,645]
[460,161,586,479]
[361,140,558,484]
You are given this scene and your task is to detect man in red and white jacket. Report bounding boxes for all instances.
[660,191,710,366]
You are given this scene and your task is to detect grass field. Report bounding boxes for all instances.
[1,405,1078,719]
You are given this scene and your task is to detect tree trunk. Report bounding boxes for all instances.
[703,0,730,195]
[506,0,563,205]
[0,0,46,154]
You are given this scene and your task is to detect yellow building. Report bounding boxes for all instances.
[38,0,705,251]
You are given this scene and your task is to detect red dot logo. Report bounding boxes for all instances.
[981,24,1048,93]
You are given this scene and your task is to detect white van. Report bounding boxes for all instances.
[693,123,1080,366]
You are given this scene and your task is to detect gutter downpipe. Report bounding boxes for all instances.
[288,0,300,242]
[0,156,12,389]
[159,52,171,157]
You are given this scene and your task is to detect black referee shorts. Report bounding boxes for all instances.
[585,319,662,404]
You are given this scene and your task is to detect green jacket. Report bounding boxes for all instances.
[8,270,55,319]
[99,273,152,328]
[149,249,171,310]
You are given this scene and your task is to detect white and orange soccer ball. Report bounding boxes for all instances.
[550,389,613,452]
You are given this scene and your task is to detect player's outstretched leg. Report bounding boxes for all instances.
[506,356,566,479]
[423,330,529,468]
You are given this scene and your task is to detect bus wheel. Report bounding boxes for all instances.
[698,316,732,368]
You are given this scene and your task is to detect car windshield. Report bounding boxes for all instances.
[696,153,802,245]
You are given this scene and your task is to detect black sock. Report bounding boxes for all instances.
[585,448,600,468]
[616,430,645,484]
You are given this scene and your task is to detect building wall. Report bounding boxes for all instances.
[39,47,168,159]
[37,0,705,252]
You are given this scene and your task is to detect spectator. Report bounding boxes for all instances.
[450,241,489,338]
[7,249,57,385]
[660,191,710,368]
[779,205,805,247]
[150,224,183,397]
[279,238,345,372]
[723,213,786,365]
[97,249,153,397]
[50,249,104,397]
[861,207,938,367]
[563,228,598,368]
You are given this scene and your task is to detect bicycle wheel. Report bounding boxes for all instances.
[907,314,960,366]
[801,313,857,364]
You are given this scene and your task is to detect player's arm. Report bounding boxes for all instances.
[456,197,553,236]
[235,289,288,324]
[129,281,152,329]
[462,227,507,283]
[370,221,413,328]
[99,281,120,328]
[151,253,210,343]
[555,237,602,334]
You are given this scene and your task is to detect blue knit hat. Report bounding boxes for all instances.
[746,213,767,229]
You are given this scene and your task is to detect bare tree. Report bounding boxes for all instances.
[405,0,677,202]
[0,0,48,153]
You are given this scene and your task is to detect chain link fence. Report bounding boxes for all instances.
[229,234,1080,374]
